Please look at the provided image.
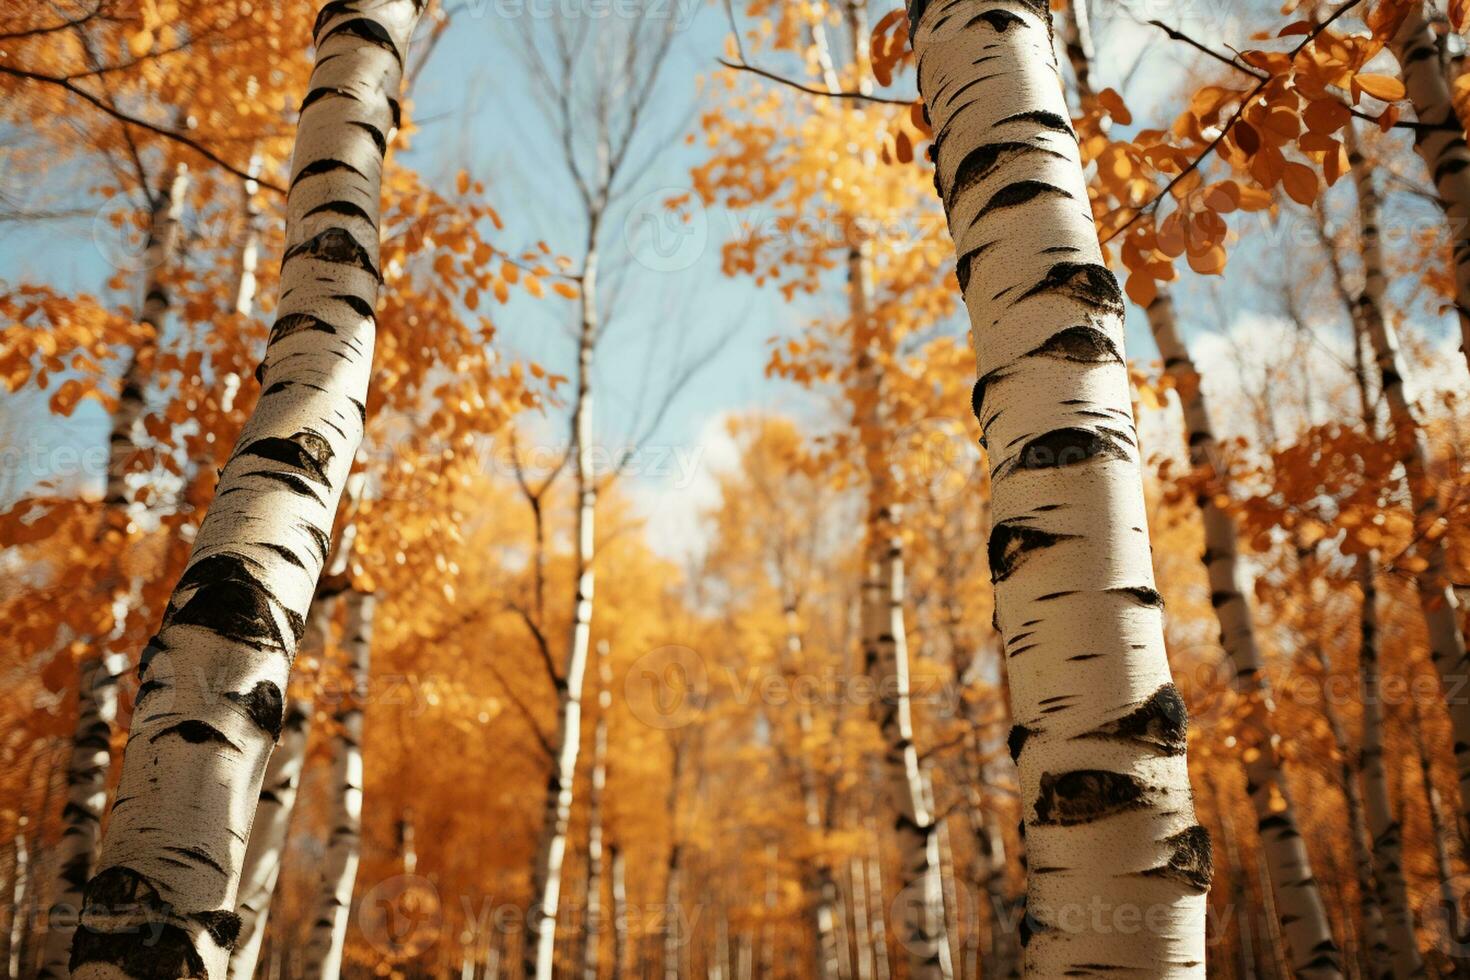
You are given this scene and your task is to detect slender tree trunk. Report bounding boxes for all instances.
[41,163,190,980]
[909,1,1210,970]
[1415,700,1466,963]
[1389,2,1470,374]
[1350,127,1470,848]
[582,641,611,980]
[70,4,420,977]
[9,830,29,980]
[662,738,687,980]
[863,823,891,980]
[610,845,628,980]
[38,658,122,980]
[527,223,600,980]
[861,532,953,980]
[1356,560,1425,978]
[850,856,873,980]
[1146,289,1343,975]
[760,843,777,979]
[230,472,361,980]
[301,589,374,980]
[1308,639,1392,980]
[779,603,843,980]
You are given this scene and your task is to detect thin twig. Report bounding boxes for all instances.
[0,64,285,193]
[1103,0,1368,244]
[716,57,915,106]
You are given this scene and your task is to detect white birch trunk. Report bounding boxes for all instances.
[526,237,599,980]
[43,164,187,980]
[230,477,360,980]
[1350,128,1470,849]
[1389,2,1470,375]
[582,641,611,980]
[38,657,123,980]
[861,534,952,980]
[908,1,1210,971]
[610,845,628,980]
[301,589,374,980]
[1355,558,1424,978]
[70,6,420,974]
[850,857,874,980]
[8,829,29,980]
[1146,292,1342,976]
[863,823,891,980]
[1310,636,1392,979]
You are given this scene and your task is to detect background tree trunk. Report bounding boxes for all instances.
[302,589,374,980]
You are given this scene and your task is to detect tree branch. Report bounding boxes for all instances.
[715,57,915,106]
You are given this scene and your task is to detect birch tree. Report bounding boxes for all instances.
[69,3,422,975]
[302,588,375,980]
[907,0,1210,970]
[1348,126,1470,859]
[1388,1,1470,375]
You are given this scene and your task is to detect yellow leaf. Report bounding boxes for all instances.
[552,281,578,299]
[1353,73,1406,103]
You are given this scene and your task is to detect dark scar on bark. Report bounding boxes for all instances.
[1142,824,1213,894]
[1081,684,1189,756]
[987,522,1077,583]
[224,680,285,740]
[1032,769,1147,826]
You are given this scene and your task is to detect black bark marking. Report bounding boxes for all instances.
[312,0,358,38]
[1141,825,1213,894]
[324,17,401,63]
[350,119,388,155]
[980,180,1071,217]
[238,431,333,484]
[1033,769,1147,826]
[224,680,285,740]
[945,141,1065,210]
[1084,684,1189,756]
[973,8,1024,33]
[997,109,1073,137]
[1017,427,1128,470]
[1025,325,1121,363]
[162,846,226,876]
[152,720,238,750]
[269,313,337,344]
[72,868,209,977]
[1017,262,1125,315]
[1008,724,1034,762]
[1110,585,1164,608]
[305,200,375,224]
[988,522,1076,583]
[172,553,303,650]
[292,158,368,186]
[191,909,243,949]
[282,227,380,281]
[955,239,998,294]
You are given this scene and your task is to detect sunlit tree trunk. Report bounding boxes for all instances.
[301,589,374,980]
[42,163,190,980]
[864,821,891,980]
[582,641,611,980]
[37,658,122,980]
[69,3,420,976]
[226,595,339,980]
[850,856,874,980]
[526,227,599,980]
[662,738,687,980]
[1414,699,1464,950]
[908,1,1210,971]
[1146,291,1342,976]
[1356,559,1424,978]
[610,844,628,980]
[1389,2,1470,374]
[1350,128,1470,848]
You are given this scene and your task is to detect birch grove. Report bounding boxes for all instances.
[3,0,1470,977]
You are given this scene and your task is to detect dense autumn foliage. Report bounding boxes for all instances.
[2,0,1470,977]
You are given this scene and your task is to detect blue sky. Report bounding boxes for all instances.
[2,0,1462,553]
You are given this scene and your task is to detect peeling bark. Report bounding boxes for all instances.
[908,1,1209,970]
[71,5,421,976]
